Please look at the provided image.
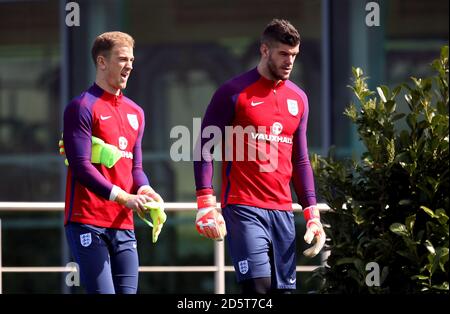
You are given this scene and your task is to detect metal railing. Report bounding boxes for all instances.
[0,202,329,294]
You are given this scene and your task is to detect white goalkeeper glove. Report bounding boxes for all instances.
[195,193,227,241]
[303,205,326,258]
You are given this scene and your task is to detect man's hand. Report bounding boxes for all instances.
[115,190,152,215]
[137,185,164,203]
[195,193,227,241]
[303,205,326,258]
[137,186,166,243]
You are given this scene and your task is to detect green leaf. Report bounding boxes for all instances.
[439,248,449,272]
[404,93,413,107]
[377,86,388,103]
[435,208,449,225]
[426,176,439,193]
[424,240,435,255]
[421,206,436,218]
[385,100,396,113]
[406,214,416,233]
[432,282,449,291]
[412,77,423,89]
[398,199,412,206]
[440,45,448,61]
[353,67,363,78]
[392,113,405,122]
[407,114,416,130]
[344,104,358,121]
[399,130,410,147]
[386,139,395,163]
[391,86,402,99]
[390,223,409,237]
[411,275,429,280]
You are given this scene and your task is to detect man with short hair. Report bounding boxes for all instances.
[63,31,163,294]
[194,19,325,294]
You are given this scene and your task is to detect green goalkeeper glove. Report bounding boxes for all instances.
[59,138,69,166]
[90,136,122,168]
[139,201,167,243]
[59,135,121,168]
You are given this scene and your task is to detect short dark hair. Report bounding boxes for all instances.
[91,31,135,66]
[261,19,300,47]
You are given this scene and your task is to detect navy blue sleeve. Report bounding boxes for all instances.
[291,93,317,208]
[131,106,150,192]
[63,98,113,200]
[193,84,235,191]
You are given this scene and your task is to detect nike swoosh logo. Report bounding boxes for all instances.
[289,278,296,284]
[251,101,264,107]
[100,115,112,120]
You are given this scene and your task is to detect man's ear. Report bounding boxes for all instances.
[96,55,107,70]
[260,43,270,58]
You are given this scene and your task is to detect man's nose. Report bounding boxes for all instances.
[287,55,295,65]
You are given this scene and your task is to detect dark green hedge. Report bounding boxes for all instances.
[311,46,449,294]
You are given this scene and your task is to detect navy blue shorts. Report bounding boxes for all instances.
[65,222,139,294]
[222,205,297,290]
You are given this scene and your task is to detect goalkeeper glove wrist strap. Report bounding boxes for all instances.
[196,188,214,197]
[303,205,320,221]
[197,194,216,209]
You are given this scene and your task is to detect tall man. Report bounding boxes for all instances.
[63,31,163,293]
[194,19,325,294]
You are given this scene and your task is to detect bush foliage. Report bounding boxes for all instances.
[311,46,449,293]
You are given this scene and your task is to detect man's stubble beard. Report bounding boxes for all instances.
[267,55,288,81]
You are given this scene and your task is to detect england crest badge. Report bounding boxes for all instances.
[238,260,249,274]
[80,233,92,247]
[287,99,298,116]
[127,114,139,131]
